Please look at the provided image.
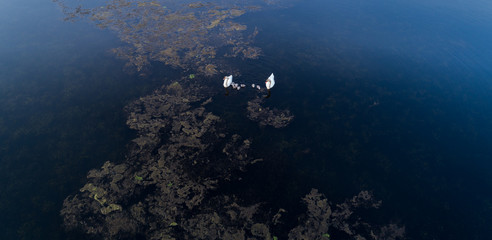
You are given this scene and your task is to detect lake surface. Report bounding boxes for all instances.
[1,0,491,239]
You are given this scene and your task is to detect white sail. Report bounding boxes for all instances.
[265,73,275,90]
[223,75,233,88]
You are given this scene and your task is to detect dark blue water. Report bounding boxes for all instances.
[0,0,166,238]
[217,0,492,239]
[1,0,491,239]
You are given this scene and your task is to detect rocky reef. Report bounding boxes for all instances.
[61,79,404,239]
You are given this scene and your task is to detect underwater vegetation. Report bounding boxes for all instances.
[53,1,405,239]
[61,79,405,239]
[54,0,266,74]
[247,97,294,128]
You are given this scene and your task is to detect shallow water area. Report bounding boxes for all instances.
[1,0,492,239]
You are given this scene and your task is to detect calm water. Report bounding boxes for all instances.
[1,0,491,239]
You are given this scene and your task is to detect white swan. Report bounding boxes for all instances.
[223,75,233,88]
[265,73,275,90]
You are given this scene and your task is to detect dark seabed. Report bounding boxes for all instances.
[1,0,491,239]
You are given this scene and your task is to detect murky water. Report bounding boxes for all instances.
[1,0,491,239]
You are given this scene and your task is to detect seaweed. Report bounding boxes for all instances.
[54,1,405,238]
[247,97,294,128]
[289,189,405,240]
[61,79,260,239]
[61,79,404,239]
[54,0,268,74]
